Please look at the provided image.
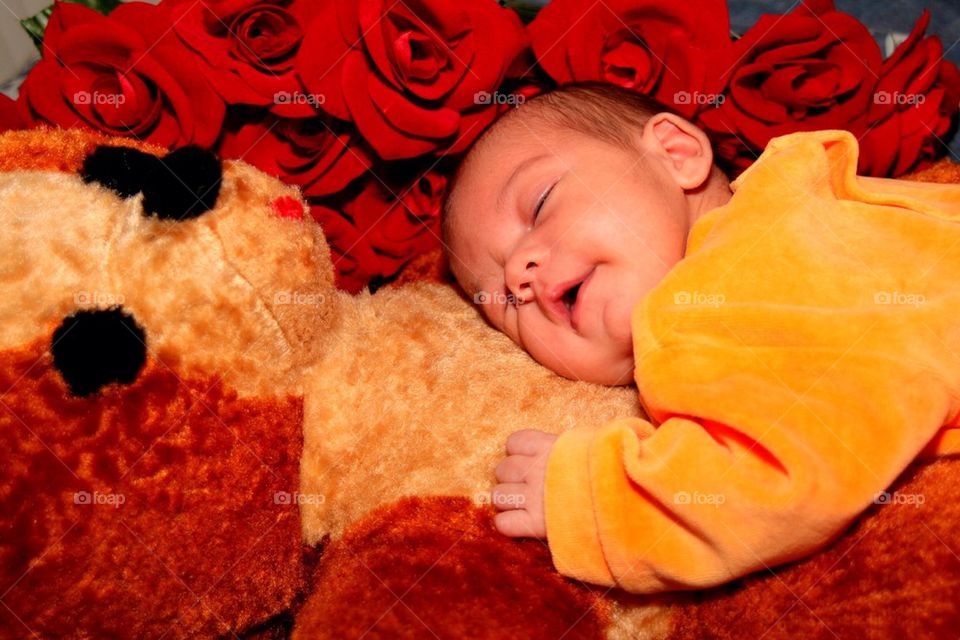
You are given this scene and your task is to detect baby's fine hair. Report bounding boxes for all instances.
[440,81,681,250]
[504,81,681,152]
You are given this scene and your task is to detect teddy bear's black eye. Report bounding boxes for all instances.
[51,308,147,397]
[81,144,222,221]
[81,145,163,199]
[141,146,222,221]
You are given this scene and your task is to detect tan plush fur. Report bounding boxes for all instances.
[0,127,656,638]
[0,130,333,398]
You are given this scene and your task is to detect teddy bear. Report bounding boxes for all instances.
[0,127,957,640]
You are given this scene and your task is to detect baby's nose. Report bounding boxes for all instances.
[506,260,538,305]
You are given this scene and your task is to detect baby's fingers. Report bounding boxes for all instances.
[490,483,529,512]
[494,454,533,483]
[494,509,546,539]
[505,429,556,455]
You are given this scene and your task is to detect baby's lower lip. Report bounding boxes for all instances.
[571,268,595,333]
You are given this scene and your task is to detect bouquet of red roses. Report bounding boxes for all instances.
[1,0,957,292]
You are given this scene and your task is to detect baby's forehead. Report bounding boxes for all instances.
[453,122,562,207]
[474,111,559,158]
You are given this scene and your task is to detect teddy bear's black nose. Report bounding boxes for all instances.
[81,144,222,221]
[51,308,147,397]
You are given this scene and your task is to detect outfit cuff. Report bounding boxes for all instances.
[544,426,615,586]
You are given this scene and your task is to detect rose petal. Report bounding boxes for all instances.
[341,52,444,159]
[297,3,353,120]
[367,72,458,139]
[529,0,732,118]
[445,1,526,108]
[0,94,24,133]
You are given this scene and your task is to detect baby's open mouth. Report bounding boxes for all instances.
[544,269,594,332]
[562,281,582,311]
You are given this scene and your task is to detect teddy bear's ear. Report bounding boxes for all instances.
[141,146,222,220]
[82,144,223,220]
[0,126,168,173]
[81,145,162,198]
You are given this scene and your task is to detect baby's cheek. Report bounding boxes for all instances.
[605,297,637,352]
[524,322,569,370]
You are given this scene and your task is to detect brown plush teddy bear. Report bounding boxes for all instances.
[0,127,957,640]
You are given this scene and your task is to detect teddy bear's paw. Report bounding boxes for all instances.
[293,495,613,640]
[0,331,313,639]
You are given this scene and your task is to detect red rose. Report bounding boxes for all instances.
[169,0,322,118]
[528,0,733,118]
[297,0,527,160]
[698,0,883,173]
[18,1,224,148]
[0,95,24,134]
[313,168,448,292]
[310,204,375,294]
[219,112,373,197]
[859,11,960,177]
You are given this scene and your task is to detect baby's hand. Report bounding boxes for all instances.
[491,429,558,538]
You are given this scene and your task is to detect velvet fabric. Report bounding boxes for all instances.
[0,340,305,638]
[294,496,611,640]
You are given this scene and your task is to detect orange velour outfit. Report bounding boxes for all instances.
[544,130,960,593]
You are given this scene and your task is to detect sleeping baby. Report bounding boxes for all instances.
[441,81,960,593]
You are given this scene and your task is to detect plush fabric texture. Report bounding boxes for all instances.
[0,126,167,173]
[665,152,960,637]
[905,155,960,184]
[672,457,960,639]
[293,496,612,640]
[0,131,334,399]
[384,247,454,288]
[0,127,327,638]
[3,125,959,639]
[299,282,642,543]
[0,339,305,639]
[296,282,674,639]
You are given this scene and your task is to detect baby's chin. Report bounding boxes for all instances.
[575,352,636,385]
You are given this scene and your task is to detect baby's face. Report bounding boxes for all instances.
[447,118,696,385]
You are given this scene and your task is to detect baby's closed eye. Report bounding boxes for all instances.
[532,180,558,222]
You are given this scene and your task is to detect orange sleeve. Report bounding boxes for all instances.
[544,349,952,593]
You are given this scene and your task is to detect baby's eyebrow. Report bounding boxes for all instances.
[496,153,550,215]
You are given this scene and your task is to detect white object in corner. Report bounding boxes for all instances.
[0,0,49,91]
[883,31,910,58]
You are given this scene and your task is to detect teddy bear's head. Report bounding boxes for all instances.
[0,128,333,638]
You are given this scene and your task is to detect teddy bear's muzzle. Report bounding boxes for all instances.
[0,331,307,638]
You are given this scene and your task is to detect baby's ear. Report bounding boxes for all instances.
[642,113,715,191]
